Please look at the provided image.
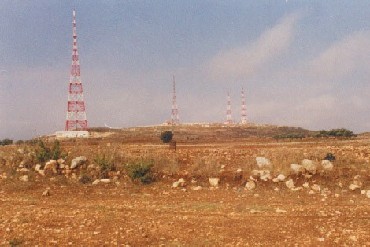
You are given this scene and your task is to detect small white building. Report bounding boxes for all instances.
[55,131,89,139]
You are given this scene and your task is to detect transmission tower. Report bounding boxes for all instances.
[225,92,233,125]
[171,75,180,125]
[65,10,88,131]
[241,87,247,124]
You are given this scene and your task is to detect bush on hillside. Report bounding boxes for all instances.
[126,161,153,184]
[160,131,173,143]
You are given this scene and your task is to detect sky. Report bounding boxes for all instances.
[1,1,370,139]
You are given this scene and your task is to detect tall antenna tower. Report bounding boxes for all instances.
[171,75,180,125]
[65,10,88,131]
[241,87,247,124]
[225,92,233,125]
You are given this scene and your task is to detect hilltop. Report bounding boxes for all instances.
[86,123,313,143]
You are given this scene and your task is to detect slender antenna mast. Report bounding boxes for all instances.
[241,87,247,124]
[171,75,179,125]
[65,10,88,131]
[225,92,233,125]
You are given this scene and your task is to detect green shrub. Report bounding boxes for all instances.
[126,161,153,184]
[160,131,173,143]
[35,140,65,163]
[94,154,115,179]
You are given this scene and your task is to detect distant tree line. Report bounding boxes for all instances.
[314,128,356,138]
[274,128,356,140]
[274,133,306,139]
[0,138,13,146]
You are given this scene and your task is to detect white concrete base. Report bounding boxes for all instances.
[55,131,89,139]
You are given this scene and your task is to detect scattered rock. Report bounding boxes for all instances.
[311,184,321,192]
[209,178,220,187]
[191,186,202,191]
[35,164,41,171]
[272,174,286,182]
[172,181,180,188]
[245,180,256,191]
[100,179,111,183]
[301,159,317,174]
[285,179,295,189]
[19,175,28,182]
[275,208,287,213]
[321,160,334,171]
[366,190,370,199]
[45,160,58,174]
[92,179,100,185]
[256,157,272,169]
[290,164,304,174]
[172,178,186,188]
[42,188,50,196]
[291,187,303,191]
[38,170,45,176]
[302,182,310,188]
[71,156,87,169]
[349,180,362,191]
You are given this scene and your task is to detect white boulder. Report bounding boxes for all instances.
[321,160,334,171]
[285,179,295,189]
[19,175,28,182]
[301,159,317,174]
[209,178,220,187]
[256,157,272,169]
[71,156,87,169]
[245,180,256,191]
[290,164,304,174]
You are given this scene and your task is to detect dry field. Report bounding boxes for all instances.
[1,128,370,246]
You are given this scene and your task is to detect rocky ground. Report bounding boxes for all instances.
[1,133,370,246]
[1,180,370,246]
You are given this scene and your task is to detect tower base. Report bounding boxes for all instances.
[55,131,89,139]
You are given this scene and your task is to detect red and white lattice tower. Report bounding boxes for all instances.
[171,75,180,125]
[65,10,88,131]
[225,92,233,125]
[241,87,247,124]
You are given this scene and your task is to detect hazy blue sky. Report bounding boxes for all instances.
[1,1,370,139]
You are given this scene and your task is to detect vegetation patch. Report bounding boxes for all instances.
[126,161,154,184]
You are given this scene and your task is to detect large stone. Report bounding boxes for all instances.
[172,178,186,188]
[311,184,321,192]
[92,179,100,185]
[259,170,272,181]
[45,160,58,174]
[321,160,334,171]
[19,175,28,182]
[285,179,295,189]
[290,164,304,174]
[301,159,317,174]
[273,174,286,182]
[191,186,202,191]
[35,164,41,171]
[42,188,51,196]
[209,178,220,187]
[256,157,272,169]
[245,180,256,191]
[349,180,362,191]
[71,156,87,169]
[366,190,370,199]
